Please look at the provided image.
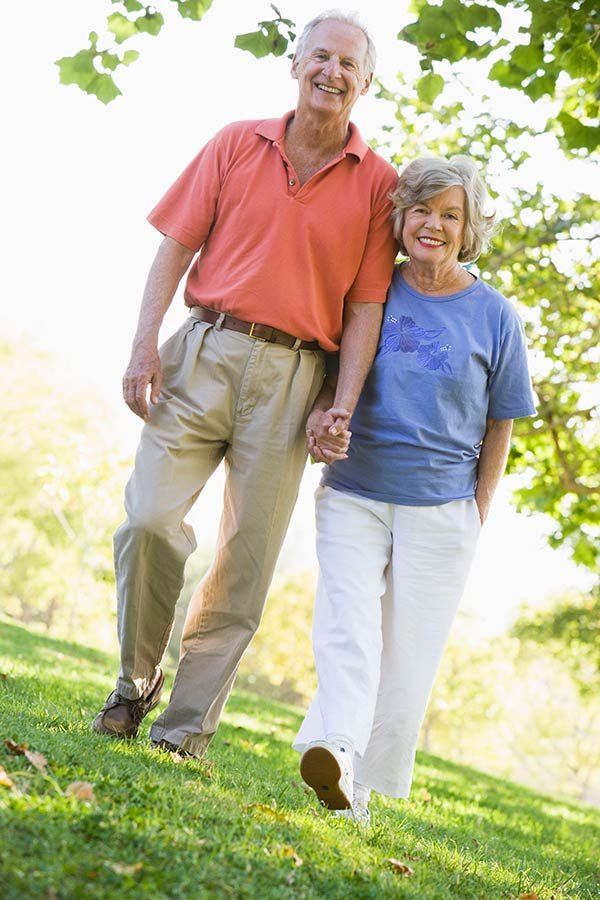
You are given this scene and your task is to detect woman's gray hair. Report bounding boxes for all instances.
[295,10,376,76]
[391,156,496,263]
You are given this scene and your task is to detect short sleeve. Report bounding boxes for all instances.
[487,310,537,420]
[345,167,398,303]
[147,130,229,252]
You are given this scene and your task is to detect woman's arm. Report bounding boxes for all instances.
[475,418,514,524]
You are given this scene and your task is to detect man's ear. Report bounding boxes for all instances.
[291,54,299,80]
[360,71,373,95]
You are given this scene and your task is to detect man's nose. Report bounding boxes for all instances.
[322,55,342,79]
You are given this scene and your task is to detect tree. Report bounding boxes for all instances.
[55,2,294,104]
[1,340,128,642]
[57,0,599,156]
[401,0,600,154]
[512,587,600,696]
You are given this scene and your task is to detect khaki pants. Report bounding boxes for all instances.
[114,313,325,756]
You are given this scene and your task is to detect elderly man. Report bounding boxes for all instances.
[93,11,397,758]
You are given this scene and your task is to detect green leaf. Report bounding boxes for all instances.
[560,44,599,80]
[136,12,165,35]
[235,22,290,59]
[398,23,419,47]
[107,12,138,44]
[460,3,502,33]
[100,51,120,72]
[490,59,526,89]
[235,30,273,59]
[559,14,571,34]
[523,74,556,102]
[93,74,122,104]
[122,49,140,66]
[510,42,544,72]
[557,112,600,151]
[172,0,214,21]
[123,0,144,11]
[55,52,121,103]
[417,72,444,104]
[55,50,98,91]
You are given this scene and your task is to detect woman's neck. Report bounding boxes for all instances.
[402,260,474,296]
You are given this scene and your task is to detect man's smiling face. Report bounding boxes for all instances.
[291,20,372,121]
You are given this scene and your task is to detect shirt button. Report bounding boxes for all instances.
[289,179,296,186]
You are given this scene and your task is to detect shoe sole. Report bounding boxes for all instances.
[92,669,165,739]
[300,746,352,810]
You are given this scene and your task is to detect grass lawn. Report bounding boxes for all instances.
[0,619,598,899]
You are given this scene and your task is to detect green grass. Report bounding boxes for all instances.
[0,621,598,899]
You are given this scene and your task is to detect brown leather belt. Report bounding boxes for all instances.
[190,306,321,351]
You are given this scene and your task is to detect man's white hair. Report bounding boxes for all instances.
[295,10,376,76]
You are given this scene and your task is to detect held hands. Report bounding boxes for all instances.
[306,406,352,464]
[122,345,162,421]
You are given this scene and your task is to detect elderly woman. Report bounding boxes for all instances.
[294,156,536,825]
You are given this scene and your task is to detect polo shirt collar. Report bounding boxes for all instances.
[255,110,368,162]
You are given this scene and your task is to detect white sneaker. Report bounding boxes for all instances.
[300,740,353,810]
[334,798,371,827]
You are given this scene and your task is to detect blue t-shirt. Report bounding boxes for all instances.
[322,266,537,506]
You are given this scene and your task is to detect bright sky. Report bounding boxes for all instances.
[1,0,594,633]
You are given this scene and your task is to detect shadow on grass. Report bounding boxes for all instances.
[0,619,110,669]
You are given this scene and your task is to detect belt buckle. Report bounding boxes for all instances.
[249,322,267,341]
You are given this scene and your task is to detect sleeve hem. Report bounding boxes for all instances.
[488,408,537,420]
[344,292,388,303]
[146,214,201,252]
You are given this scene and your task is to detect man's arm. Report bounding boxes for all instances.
[310,302,383,460]
[333,301,383,417]
[123,236,195,420]
[475,418,514,524]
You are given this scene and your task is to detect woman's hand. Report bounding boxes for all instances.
[306,407,352,464]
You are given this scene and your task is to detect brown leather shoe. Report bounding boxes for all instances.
[92,668,164,739]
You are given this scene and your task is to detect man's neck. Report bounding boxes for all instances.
[286,107,351,156]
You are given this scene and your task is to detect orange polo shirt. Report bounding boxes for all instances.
[148,111,398,351]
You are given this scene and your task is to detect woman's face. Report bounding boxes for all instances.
[402,186,466,269]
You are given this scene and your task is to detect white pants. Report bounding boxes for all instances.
[293,485,481,798]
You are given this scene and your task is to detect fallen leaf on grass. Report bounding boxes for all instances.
[5,740,48,773]
[282,846,303,867]
[518,893,539,900]
[0,766,15,788]
[418,788,432,802]
[24,750,48,773]
[4,738,28,755]
[246,803,287,821]
[107,862,143,876]
[66,781,96,802]
[386,859,415,877]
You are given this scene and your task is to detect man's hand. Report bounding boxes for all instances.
[123,345,162,421]
[306,406,352,464]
